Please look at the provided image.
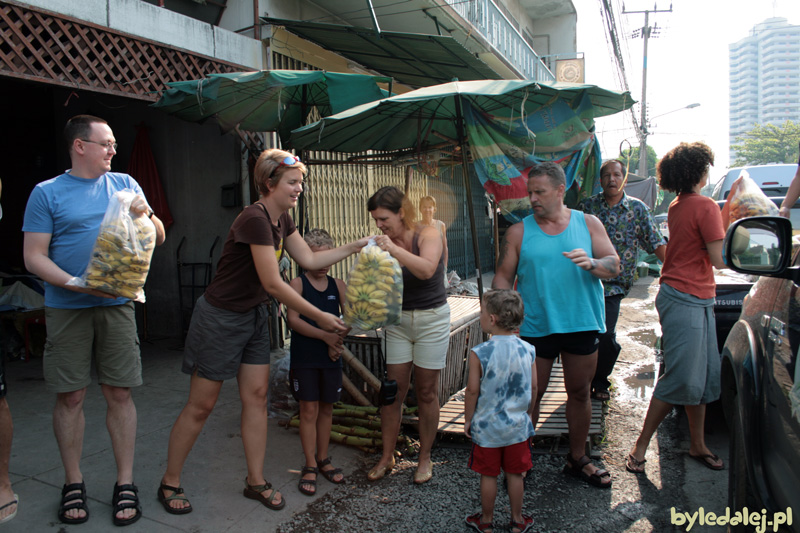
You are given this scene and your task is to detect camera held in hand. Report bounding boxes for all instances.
[379,378,398,405]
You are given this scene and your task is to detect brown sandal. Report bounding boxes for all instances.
[243,478,285,510]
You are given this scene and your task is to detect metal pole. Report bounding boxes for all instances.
[638,10,650,178]
[454,95,485,296]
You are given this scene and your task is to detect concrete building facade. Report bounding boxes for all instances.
[729,17,800,161]
[1,0,577,341]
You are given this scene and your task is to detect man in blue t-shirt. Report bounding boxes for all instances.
[22,115,165,526]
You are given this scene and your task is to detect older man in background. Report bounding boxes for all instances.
[578,159,666,402]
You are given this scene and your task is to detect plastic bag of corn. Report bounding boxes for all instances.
[342,238,403,331]
[68,190,156,302]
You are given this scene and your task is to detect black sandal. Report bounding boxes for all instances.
[316,456,345,484]
[298,466,318,496]
[111,483,142,526]
[563,454,612,489]
[58,481,90,524]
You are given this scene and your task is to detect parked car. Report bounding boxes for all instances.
[720,216,800,532]
[712,164,797,201]
[653,213,669,239]
[713,198,799,351]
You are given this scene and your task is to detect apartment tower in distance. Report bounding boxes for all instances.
[729,17,800,162]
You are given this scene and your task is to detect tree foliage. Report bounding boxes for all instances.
[619,145,659,178]
[731,120,800,166]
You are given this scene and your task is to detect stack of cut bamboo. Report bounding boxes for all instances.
[289,403,418,453]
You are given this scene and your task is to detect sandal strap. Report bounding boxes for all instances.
[160,485,189,503]
[316,456,332,468]
[245,480,272,493]
[568,454,592,470]
[301,466,319,476]
[113,483,139,505]
[159,483,184,494]
[61,482,86,497]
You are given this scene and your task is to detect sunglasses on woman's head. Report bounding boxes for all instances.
[277,155,300,168]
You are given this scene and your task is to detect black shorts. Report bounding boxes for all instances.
[290,367,343,404]
[521,331,600,359]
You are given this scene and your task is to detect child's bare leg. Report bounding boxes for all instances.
[298,400,319,467]
[298,400,319,492]
[506,472,525,524]
[479,474,498,524]
[316,402,343,482]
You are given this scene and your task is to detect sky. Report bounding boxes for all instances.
[573,0,800,181]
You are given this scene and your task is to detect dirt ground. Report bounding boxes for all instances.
[274,276,730,532]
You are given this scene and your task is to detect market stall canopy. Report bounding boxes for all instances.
[291,78,634,294]
[290,78,634,219]
[151,70,391,142]
[262,17,501,88]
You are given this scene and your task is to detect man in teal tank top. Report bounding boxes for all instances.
[493,162,620,489]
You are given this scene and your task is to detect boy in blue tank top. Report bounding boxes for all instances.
[287,229,349,496]
[464,290,536,533]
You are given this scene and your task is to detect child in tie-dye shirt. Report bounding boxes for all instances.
[464,289,537,533]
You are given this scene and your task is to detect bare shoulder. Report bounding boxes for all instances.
[504,221,524,244]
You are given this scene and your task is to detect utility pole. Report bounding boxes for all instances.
[624,3,672,177]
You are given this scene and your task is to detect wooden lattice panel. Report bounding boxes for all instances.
[0,0,247,101]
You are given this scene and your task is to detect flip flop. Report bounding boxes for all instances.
[689,452,724,470]
[0,494,18,524]
[626,453,646,474]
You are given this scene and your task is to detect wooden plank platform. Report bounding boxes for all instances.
[436,361,603,438]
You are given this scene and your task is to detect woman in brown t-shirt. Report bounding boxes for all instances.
[158,149,368,515]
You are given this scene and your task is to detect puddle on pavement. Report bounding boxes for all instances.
[628,329,657,347]
[623,363,656,399]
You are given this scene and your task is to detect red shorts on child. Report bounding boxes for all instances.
[468,439,532,476]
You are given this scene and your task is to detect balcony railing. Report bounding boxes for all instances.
[443,0,555,81]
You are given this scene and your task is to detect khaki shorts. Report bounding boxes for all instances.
[384,303,451,370]
[43,302,142,393]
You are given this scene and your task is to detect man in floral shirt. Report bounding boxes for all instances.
[578,159,666,401]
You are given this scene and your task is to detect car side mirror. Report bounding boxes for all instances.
[723,216,795,279]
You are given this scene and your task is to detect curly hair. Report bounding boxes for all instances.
[254,149,307,197]
[657,142,714,194]
[482,289,524,331]
[367,186,416,230]
[304,228,334,249]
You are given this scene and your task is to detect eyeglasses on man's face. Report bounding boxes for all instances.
[81,139,118,151]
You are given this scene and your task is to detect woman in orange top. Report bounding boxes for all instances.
[627,142,727,474]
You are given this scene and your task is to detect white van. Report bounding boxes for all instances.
[711,164,797,200]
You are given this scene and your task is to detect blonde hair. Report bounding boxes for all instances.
[254,149,307,196]
[419,195,436,209]
[482,289,524,331]
[304,228,334,248]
